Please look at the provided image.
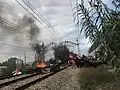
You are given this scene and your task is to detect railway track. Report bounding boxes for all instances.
[0,74,23,80]
[0,73,41,88]
[0,66,68,90]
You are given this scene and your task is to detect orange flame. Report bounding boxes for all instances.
[37,62,46,68]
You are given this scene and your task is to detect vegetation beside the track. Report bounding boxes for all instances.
[78,67,120,90]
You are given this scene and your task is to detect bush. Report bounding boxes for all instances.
[78,68,120,90]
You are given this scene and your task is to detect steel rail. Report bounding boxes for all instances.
[15,67,67,90]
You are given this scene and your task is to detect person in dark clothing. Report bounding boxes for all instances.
[73,54,81,68]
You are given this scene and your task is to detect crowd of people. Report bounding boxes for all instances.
[35,52,106,73]
[67,52,105,68]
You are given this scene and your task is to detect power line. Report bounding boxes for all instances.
[0,17,45,53]
[75,0,81,55]
[22,0,63,41]
[0,17,56,44]
[0,42,32,50]
[0,18,39,53]
[0,17,32,49]
[0,17,30,33]
[0,17,45,44]
[0,17,32,40]
[15,0,63,41]
[22,0,62,39]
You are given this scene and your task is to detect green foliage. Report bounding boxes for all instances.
[53,45,69,61]
[32,60,38,69]
[24,66,35,74]
[78,68,120,90]
[0,61,8,66]
[76,0,120,67]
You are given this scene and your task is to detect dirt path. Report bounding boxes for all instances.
[26,67,80,90]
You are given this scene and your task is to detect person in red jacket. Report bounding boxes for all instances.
[68,53,76,69]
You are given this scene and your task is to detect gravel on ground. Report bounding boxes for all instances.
[26,67,80,90]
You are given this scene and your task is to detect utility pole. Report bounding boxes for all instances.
[20,56,21,60]
[42,42,45,60]
[34,54,37,61]
[76,39,81,56]
[24,52,26,65]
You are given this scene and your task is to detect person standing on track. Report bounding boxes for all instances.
[70,59,76,69]
[68,52,76,69]
[74,54,81,68]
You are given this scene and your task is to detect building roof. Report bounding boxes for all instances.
[0,66,7,69]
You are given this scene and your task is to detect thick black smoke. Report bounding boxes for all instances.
[18,15,35,28]
[23,16,47,59]
[0,0,46,58]
[29,23,40,41]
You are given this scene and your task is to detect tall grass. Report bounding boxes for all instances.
[78,68,120,90]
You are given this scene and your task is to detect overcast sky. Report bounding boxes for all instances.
[0,0,111,63]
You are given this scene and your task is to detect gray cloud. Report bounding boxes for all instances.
[43,0,69,7]
[43,7,59,15]
[29,0,90,55]
[0,0,91,63]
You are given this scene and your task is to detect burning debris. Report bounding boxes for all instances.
[37,59,46,68]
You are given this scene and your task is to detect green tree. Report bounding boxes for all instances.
[53,45,69,62]
[1,61,8,66]
[76,0,120,68]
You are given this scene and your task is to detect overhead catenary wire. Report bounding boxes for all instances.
[0,17,32,40]
[0,9,59,45]
[15,0,63,42]
[22,0,62,40]
[75,0,81,55]
[21,0,63,41]
[0,42,34,57]
[0,42,31,50]
[0,18,33,51]
[0,17,45,52]
[0,0,76,56]
[0,17,60,51]
[0,17,54,44]
[0,16,30,32]
[0,19,39,56]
